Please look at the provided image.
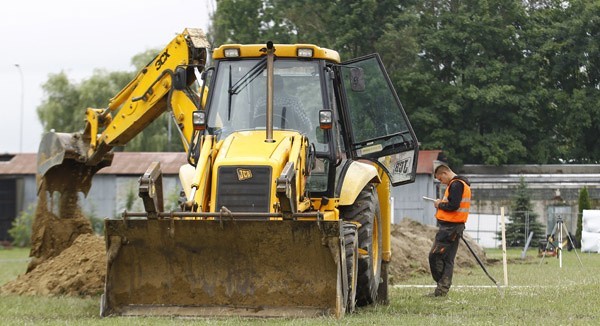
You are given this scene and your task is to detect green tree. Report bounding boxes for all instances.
[211,0,295,45]
[577,187,592,247]
[8,204,35,247]
[37,50,184,152]
[521,0,600,164]
[393,0,600,165]
[500,177,545,247]
[209,0,600,164]
[318,0,402,59]
[37,72,82,133]
[403,0,538,166]
[546,0,600,163]
[212,0,408,59]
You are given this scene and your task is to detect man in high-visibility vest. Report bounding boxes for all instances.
[427,160,471,297]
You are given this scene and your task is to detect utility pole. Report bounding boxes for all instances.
[14,64,24,152]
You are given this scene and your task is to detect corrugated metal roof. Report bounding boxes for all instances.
[461,164,600,174]
[0,152,188,175]
[98,152,188,175]
[0,153,36,174]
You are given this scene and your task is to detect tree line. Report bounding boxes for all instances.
[211,0,600,166]
[38,0,600,164]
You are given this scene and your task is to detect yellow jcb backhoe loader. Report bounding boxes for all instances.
[36,28,419,318]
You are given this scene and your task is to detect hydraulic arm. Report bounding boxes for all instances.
[37,28,210,195]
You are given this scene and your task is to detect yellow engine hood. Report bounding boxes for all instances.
[215,130,299,165]
[209,130,302,212]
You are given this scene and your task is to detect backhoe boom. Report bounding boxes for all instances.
[37,28,210,193]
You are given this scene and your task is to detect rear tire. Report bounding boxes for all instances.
[340,184,382,306]
[343,222,358,313]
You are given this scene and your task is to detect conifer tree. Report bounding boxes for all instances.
[500,177,545,247]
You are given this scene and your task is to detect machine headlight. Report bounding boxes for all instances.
[193,110,207,130]
[297,48,313,58]
[223,48,240,58]
[319,110,333,129]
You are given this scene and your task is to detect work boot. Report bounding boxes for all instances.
[437,276,451,295]
[424,289,447,297]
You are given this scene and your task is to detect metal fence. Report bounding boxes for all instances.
[465,210,582,248]
[465,212,503,248]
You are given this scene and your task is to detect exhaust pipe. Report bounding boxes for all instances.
[265,41,275,143]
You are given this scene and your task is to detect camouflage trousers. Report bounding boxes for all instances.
[428,221,465,296]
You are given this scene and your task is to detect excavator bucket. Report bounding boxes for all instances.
[37,131,113,196]
[28,132,113,270]
[101,219,347,318]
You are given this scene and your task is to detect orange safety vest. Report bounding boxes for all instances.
[435,179,471,223]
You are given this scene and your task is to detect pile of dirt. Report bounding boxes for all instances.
[1,217,485,297]
[1,233,105,296]
[28,185,93,272]
[388,218,486,284]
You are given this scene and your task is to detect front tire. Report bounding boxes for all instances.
[340,184,382,306]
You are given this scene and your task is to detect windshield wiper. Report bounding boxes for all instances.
[228,65,232,120]
[228,57,267,96]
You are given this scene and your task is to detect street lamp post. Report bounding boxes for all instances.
[14,64,24,153]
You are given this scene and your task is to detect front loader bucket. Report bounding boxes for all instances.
[37,131,113,196]
[101,219,347,318]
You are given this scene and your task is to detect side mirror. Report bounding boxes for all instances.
[350,67,365,92]
[173,66,188,90]
[198,67,214,110]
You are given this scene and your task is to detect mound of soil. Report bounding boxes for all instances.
[1,234,105,296]
[1,218,485,297]
[28,186,93,272]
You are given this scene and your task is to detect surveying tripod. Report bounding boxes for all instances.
[539,216,583,268]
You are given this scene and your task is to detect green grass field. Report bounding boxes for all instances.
[1,247,599,325]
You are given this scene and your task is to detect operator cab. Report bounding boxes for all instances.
[201,44,418,197]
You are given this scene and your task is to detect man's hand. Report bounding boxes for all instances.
[434,199,441,208]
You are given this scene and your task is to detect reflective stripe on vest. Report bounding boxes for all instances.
[435,179,471,223]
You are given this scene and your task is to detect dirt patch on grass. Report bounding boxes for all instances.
[1,233,105,296]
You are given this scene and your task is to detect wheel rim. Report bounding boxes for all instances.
[372,212,379,274]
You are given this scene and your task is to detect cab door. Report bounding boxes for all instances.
[338,54,419,186]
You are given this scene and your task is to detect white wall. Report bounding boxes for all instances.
[581,210,600,253]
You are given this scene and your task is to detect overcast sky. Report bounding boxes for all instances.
[0,0,213,153]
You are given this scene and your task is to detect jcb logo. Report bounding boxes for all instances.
[237,168,253,181]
